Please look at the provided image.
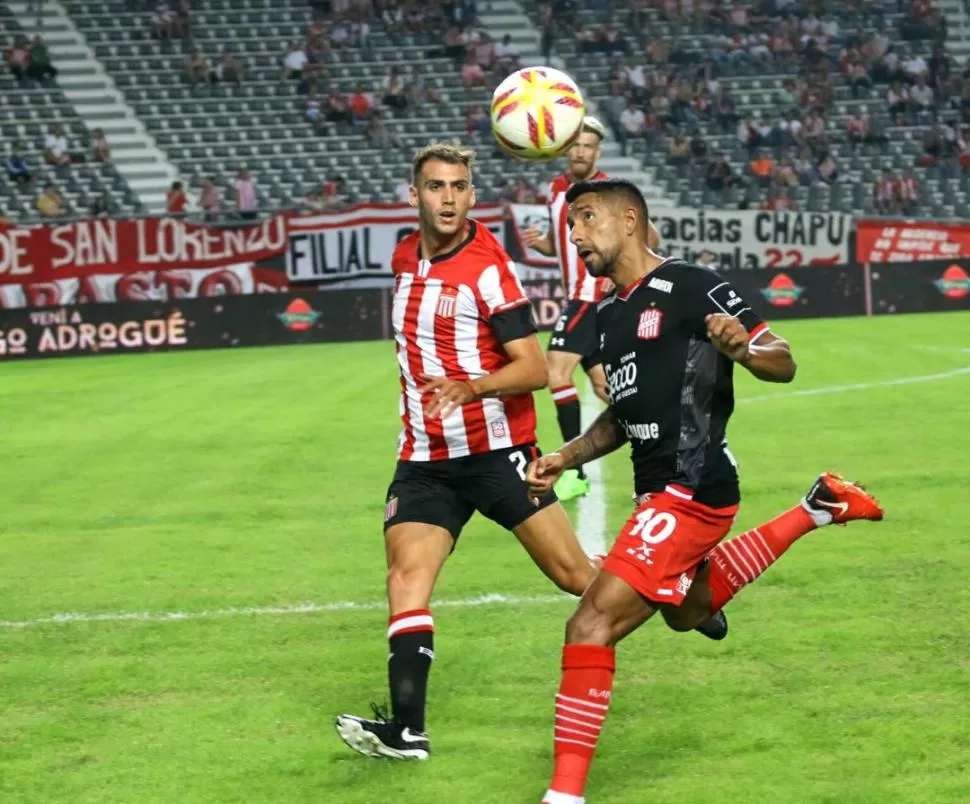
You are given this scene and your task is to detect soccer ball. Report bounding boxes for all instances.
[490,66,586,160]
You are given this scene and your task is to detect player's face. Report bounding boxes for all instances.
[410,159,476,238]
[567,193,622,277]
[567,132,601,181]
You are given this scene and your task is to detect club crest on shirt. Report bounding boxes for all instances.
[436,291,458,318]
[637,308,663,341]
[490,420,507,438]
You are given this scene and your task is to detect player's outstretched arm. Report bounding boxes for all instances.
[522,227,556,256]
[526,408,627,497]
[420,335,547,419]
[706,313,796,383]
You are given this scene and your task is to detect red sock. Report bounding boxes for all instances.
[707,504,816,613]
[548,644,615,799]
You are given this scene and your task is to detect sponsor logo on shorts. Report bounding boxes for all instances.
[637,308,663,340]
[384,496,399,522]
[676,572,693,596]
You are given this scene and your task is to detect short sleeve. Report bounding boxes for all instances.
[477,259,530,319]
[685,267,769,342]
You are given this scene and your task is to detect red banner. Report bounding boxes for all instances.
[0,265,290,308]
[0,215,289,285]
[856,219,970,263]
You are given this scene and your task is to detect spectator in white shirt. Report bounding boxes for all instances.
[394,180,410,202]
[233,169,258,220]
[494,34,520,71]
[905,54,929,81]
[619,101,645,155]
[909,76,935,121]
[281,41,308,80]
[43,123,75,166]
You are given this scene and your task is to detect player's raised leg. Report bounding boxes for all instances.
[662,472,885,635]
[542,570,657,804]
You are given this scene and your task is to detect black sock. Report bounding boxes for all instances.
[388,615,434,733]
[554,395,585,478]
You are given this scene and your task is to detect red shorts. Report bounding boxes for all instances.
[602,490,738,606]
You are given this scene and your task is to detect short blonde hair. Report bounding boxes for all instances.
[412,142,475,183]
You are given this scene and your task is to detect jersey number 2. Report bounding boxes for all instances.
[509,450,528,481]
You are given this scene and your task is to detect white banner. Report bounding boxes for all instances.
[507,204,850,271]
[286,204,507,283]
[649,207,850,270]
[0,265,288,309]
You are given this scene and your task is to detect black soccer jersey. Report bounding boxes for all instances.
[592,259,767,508]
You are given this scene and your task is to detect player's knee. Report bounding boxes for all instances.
[550,562,594,597]
[386,562,435,605]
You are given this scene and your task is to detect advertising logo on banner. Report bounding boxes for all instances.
[856,219,970,263]
[935,264,970,299]
[286,205,506,283]
[506,205,850,271]
[869,258,970,313]
[761,273,805,307]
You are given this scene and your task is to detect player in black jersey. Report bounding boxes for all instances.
[526,179,884,804]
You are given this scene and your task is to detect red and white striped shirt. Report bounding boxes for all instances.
[896,176,920,202]
[548,172,613,302]
[392,220,537,462]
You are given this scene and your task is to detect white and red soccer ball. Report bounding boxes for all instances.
[490,66,586,160]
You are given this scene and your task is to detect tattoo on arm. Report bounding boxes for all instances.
[558,408,627,469]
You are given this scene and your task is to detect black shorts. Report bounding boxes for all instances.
[383,443,558,541]
[548,299,599,370]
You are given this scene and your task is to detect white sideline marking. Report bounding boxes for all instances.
[577,379,607,556]
[738,367,970,404]
[5,366,967,632]
[0,593,570,630]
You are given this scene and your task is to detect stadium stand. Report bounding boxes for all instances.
[4,0,970,221]
[60,0,578,212]
[1,8,142,221]
[523,0,970,218]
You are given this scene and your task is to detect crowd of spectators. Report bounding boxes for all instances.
[594,0,965,211]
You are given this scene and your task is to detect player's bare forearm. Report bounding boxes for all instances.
[557,408,628,470]
[469,335,548,397]
[530,233,556,256]
[741,337,797,383]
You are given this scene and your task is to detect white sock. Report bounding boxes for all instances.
[800,498,834,528]
[542,791,585,804]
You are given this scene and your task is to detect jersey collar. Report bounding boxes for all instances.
[417,220,477,264]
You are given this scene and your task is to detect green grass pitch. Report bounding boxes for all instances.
[1,312,968,804]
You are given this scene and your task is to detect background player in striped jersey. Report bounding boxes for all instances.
[335,143,600,762]
[521,118,660,501]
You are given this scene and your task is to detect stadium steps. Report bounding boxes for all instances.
[7,0,177,212]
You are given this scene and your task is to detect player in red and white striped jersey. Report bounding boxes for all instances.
[522,117,610,502]
[336,142,598,763]
[522,118,662,502]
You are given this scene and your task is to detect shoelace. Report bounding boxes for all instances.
[369,702,392,723]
